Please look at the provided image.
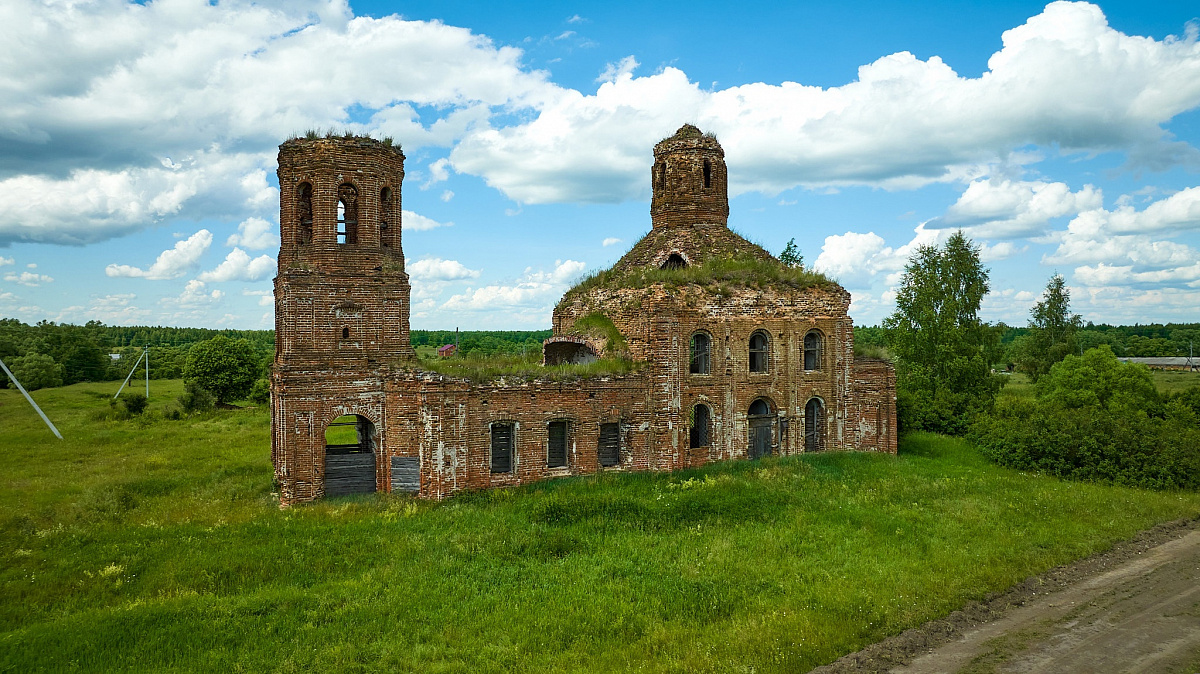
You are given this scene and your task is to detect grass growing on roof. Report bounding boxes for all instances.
[413,351,640,383]
[558,252,834,309]
[3,381,1200,672]
[566,312,629,356]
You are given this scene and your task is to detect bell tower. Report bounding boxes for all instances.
[650,124,729,229]
[273,136,414,364]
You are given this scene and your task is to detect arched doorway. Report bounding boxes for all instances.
[804,398,825,452]
[324,414,377,496]
[748,398,774,459]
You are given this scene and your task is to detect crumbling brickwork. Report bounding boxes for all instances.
[272,127,897,506]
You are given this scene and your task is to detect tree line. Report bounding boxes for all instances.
[876,231,1199,490]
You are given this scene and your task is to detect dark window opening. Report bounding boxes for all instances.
[804,331,823,371]
[690,404,711,449]
[297,183,313,244]
[749,331,769,373]
[380,186,393,247]
[805,398,825,452]
[491,423,513,473]
[548,421,568,468]
[690,332,711,374]
[342,327,350,339]
[661,253,687,270]
[749,399,771,417]
[337,184,358,245]
[598,422,620,467]
[703,159,712,189]
[656,161,666,189]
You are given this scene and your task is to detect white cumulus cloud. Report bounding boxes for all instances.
[106,230,213,280]
[408,258,481,281]
[929,177,1102,239]
[3,271,53,287]
[225,217,279,250]
[197,248,275,282]
[403,210,453,231]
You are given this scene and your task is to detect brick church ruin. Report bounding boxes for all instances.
[271,125,896,505]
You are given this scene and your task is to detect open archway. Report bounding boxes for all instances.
[324,414,377,496]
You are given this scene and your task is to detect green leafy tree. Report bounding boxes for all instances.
[1014,274,1082,382]
[779,238,803,267]
[183,336,258,404]
[7,352,64,390]
[883,231,1000,434]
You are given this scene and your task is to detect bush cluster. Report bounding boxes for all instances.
[970,346,1200,490]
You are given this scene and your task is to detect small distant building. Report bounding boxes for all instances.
[1117,357,1198,371]
[437,344,457,358]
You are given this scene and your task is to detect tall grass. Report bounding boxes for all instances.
[2,382,1199,672]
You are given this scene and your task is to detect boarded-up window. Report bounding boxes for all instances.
[749,331,769,373]
[337,183,358,245]
[297,182,313,244]
[491,423,513,473]
[391,456,419,493]
[805,398,825,452]
[690,332,711,374]
[804,331,822,371]
[598,422,620,467]
[690,404,710,449]
[548,420,568,468]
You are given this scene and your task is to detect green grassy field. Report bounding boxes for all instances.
[2,381,1199,672]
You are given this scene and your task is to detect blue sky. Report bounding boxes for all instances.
[1,0,1198,330]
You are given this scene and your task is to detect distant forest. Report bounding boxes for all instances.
[1,318,1196,390]
[0,319,550,388]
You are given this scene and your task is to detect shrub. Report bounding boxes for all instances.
[248,378,270,405]
[120,392,148,416]
[970,346,1200,490]
[178,381,215,414]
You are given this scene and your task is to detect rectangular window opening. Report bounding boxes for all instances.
[598,422,620,467]
[491,423,513,473]
[548,421,568,468]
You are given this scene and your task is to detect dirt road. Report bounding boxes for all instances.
[814,519,1200,674]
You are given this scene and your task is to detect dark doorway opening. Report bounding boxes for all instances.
[324,414,377,497]
[748,398,773,459]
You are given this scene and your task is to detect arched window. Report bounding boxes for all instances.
[656,161,666,189]
[804,331,822,371]
[805,398,825,452]
[661,253,687,270]
[689,332,711,375]
[297,183,313,244]
[703,159,712,189]
[342,327,350,339]
[380,186,393,247]
[337,184,358,245]
[749,330,769,373]
[690,404,711,449]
